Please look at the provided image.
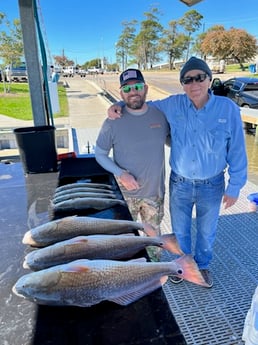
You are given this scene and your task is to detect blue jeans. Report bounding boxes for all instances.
[169,171,225,269]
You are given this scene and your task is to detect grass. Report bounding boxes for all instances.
[0,64,257,122]
[0,82,68,121]
[224,63,258,77]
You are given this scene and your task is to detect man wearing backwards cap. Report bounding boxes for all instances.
[107,57,248,287]
[95,69,170,260]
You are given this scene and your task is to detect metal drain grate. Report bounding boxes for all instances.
[161,180,258,345]
[73,130,258,345]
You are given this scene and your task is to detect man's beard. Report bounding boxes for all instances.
[126,97,145,110]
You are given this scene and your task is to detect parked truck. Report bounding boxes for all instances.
[4,65,28,82]
[62,66,79,77]
[211,77,258,108]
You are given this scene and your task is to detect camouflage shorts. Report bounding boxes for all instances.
[124,196,164,235]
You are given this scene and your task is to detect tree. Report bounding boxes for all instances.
[53,55,74,67]
[159,20,189,70]
[0,13,24,92]
[228,28,257,66]
[116,20,137,70]
[0,15,23,66]
[178,9,203,61]
[131,8,163,69]
[200,26,258,69]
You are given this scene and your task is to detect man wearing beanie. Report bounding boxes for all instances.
[107,57,247,287]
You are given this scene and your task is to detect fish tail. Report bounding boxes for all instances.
[175,255,209,287]
[141,223,158,237]
[160,234,184,255]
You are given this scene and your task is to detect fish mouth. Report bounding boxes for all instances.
[23,260,30,269]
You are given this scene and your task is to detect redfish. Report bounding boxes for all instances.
[52,191,118,204]
[13,256,209,307]
[54,187,116,198]
[55,182,115,193]
[23,233,183,270]
[22,216,157,247]
[52,197,126,213]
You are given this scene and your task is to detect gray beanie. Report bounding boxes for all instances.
[180,57,212,82]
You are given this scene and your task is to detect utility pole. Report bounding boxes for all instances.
[18,0,47,125]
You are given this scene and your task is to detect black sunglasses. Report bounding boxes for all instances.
[181,73,208,85]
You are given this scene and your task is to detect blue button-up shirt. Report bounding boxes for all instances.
[151,91,247,197]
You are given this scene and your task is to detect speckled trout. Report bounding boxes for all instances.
[22,216,157,247]
[23,233,184,270]
[13,256,209,307]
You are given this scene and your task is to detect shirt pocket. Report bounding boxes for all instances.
[171,125,187,147]
[205,128,229,154]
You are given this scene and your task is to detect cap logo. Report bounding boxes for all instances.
[122,70,138,82]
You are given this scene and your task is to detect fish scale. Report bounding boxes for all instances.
[54,187,116,197]
[52,191,118,204]
[13,256,209,307]
[55,182,115,193]
[22,216,152,247]
[23,233,183,270]
[52,197,126,213]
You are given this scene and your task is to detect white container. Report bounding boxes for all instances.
[242,286,258,345]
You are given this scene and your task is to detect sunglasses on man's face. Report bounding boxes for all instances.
[181,73,208,85]
[121,83,145,93]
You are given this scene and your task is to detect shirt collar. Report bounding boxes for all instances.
[186,89,213,111]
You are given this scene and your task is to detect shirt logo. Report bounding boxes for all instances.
[218,118,227,123]
[150,123,162,128]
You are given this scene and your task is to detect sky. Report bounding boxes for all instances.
[1,0,258,66]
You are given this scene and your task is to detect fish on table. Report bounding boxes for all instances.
[51,197,126,213]
[22,216,157,247]
[23,233,184,270]
[55,182,115,193]
[52,191,119,204]
[13,255,209,307]
[54,187,116,198]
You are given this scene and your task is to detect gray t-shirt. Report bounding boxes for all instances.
[96,105,170,198]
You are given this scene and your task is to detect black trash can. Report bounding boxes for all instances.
[14,125,57,174]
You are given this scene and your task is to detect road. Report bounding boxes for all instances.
[86,71,258,185]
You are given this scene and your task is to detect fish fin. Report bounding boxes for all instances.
[160,234,184,255]
[60,215,78,224]
[175,255,209,287]
[71,237,89,244]
[62,261,90,273]
[109,278,166,306]
[62,238,89,255]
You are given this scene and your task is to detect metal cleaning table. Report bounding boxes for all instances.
[0,157,186,345]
